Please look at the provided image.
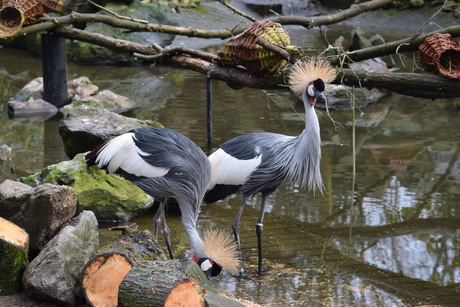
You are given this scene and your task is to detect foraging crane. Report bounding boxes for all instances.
[204,58,336,275]
[86,127,239,277]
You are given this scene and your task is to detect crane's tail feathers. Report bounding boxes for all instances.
[202,228,240,275]
[288,57,336,96]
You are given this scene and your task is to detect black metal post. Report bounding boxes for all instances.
[42,32,68,108]
[206,77,213,150]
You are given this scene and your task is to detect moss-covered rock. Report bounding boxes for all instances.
[21,153,154,221]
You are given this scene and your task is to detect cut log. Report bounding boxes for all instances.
[0,217,29,295]
[118,260,204,307]
[82,253,133,307]
[81,225,166,307]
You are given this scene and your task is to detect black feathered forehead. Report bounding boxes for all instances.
[313,79,325,92]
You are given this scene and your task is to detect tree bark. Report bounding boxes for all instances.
[81,225,166,307]
[0,217,29,295]
[338,68,460,99]
[118,260,205,307]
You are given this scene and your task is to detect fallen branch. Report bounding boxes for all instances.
[330,24,460,65]
[271,0,396,28]
[338,68,460,99]
[15,0,395,38]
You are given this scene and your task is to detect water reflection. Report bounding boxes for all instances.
[1,48,460,305]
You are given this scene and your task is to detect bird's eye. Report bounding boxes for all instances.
[307,84,315,97]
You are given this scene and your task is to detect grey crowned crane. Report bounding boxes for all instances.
[204,58,336,275]
[86,127,239,277]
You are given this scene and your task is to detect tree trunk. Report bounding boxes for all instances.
[81,225,167,307]
[118,260,205,307]
[0,217,29,295]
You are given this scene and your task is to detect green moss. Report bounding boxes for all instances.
[0,241,29,295]
[20,153,154,221]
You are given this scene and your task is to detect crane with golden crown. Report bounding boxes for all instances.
[204,58,336,275]
[86,127,240,278]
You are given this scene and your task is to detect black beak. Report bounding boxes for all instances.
[314,90,327,105]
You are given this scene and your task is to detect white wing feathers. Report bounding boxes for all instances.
[208,148,262,190]
[95,133,169,178]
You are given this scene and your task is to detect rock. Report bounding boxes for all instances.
[67,1,176,64]
[67,76,99,102]
[350,28,396,69]
[20,153,154,221]
[9,184,78,256]
[23,210,99,306]
[11,77,44,102]
[8,99,59,121]
[59,106,163,158]
[0,179,34,219]
[321,84,387,110]
[63,89,136,113]
[0,145,16,182]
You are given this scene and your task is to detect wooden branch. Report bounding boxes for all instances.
[255,37,296,64]
[16,12,246,39]
[55,25,160,55]
[271,0,396,28]
[168,55,286,90]
[218,0,256,22]
[16,0,396,38]
[330,24,460,65]
[338,68,460,99]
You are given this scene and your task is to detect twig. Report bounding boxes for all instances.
[86,0,149,24]
[255,37,297,64]
[218,0,256,22]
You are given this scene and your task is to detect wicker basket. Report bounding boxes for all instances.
[0,0,44,38]
[41,0,64,13]
[214,19,302,76]
[418,33,460,79]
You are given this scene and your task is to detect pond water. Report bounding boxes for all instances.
[1,39,460,306]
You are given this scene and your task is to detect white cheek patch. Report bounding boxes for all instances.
[307,84,315,97]
[200,259,213,272]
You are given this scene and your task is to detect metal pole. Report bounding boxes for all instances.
[42,32,68,108]
[206,77,212,150]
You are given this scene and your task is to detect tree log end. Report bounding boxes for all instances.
[0,217,29,248]
[82,253,132,307]
[164,277,205,307]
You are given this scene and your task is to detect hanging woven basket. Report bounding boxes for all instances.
[418,33,460,79]
[0,0,44,38]
[214,19,303,76]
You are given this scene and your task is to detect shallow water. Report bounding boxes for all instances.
[1,45,460,306]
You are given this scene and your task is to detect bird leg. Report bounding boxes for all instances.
[232,195,248,247]
[256,193,268,276]
[233,196,248,277]
[153,200,174,259]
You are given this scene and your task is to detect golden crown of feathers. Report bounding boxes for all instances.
[202,228,240,275]
[288,57,336,96]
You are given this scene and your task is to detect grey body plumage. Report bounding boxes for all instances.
[86,127,240,276]
[205,58,336,275]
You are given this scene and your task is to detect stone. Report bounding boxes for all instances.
[20,153,154,221]
[0,145,16,182]
[9,183,78,255]
[59,106,163,158]
[63,89,136,113]
[8,99,59,121]
[67,76,99,102]
[0,179,34,218]
[23,210,99,306]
